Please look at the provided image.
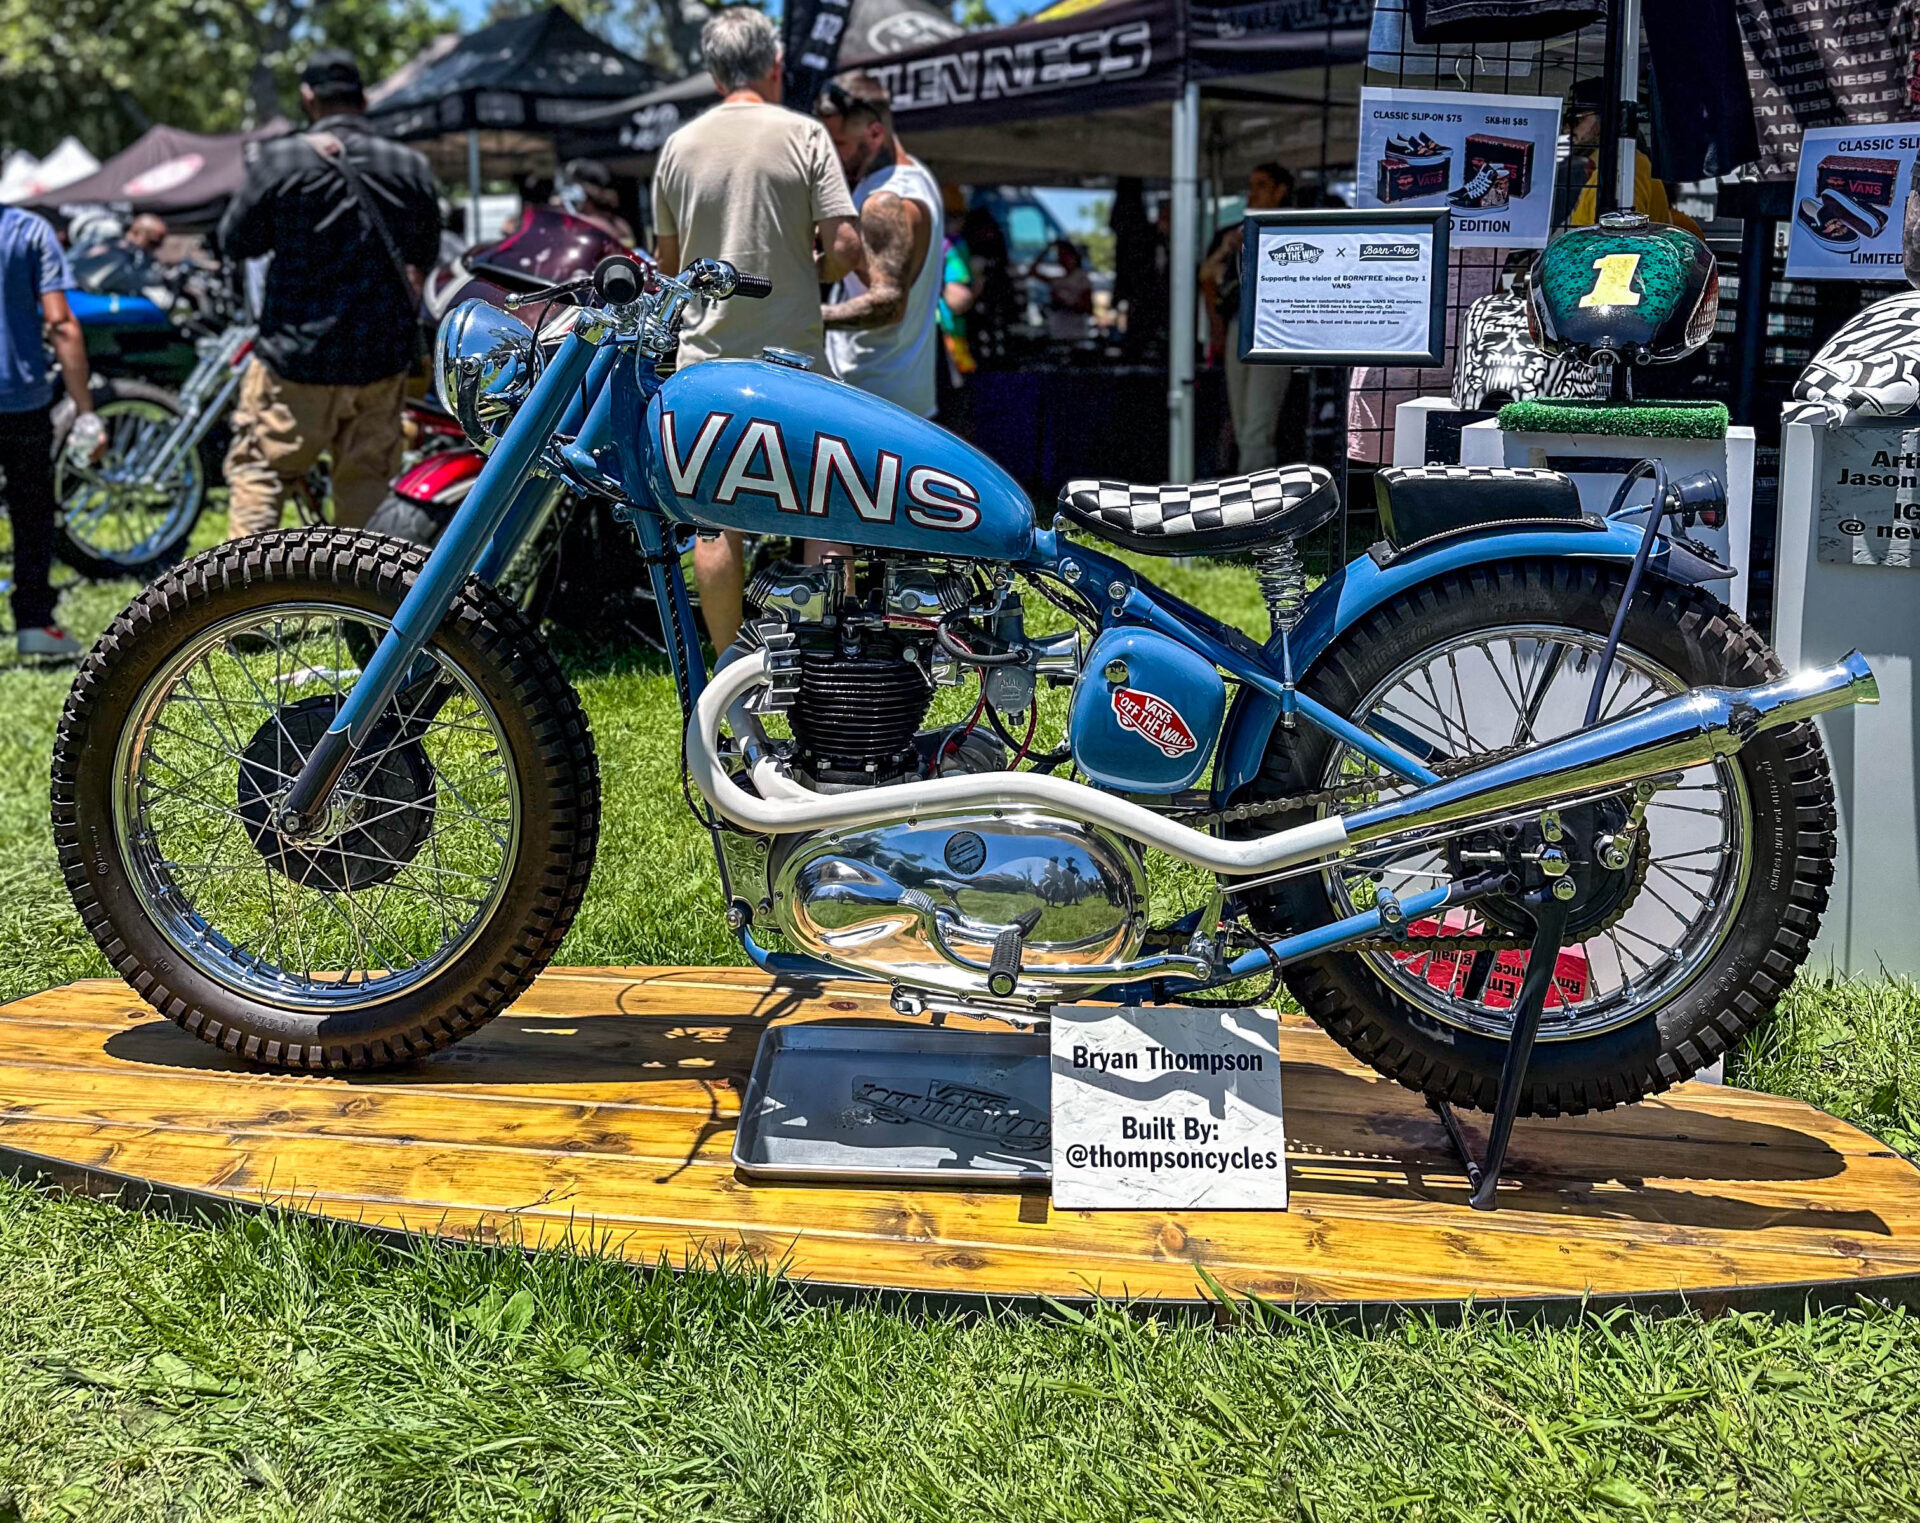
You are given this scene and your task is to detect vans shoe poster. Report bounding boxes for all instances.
[1356,86,1563,249]
[1786,124,1917,281]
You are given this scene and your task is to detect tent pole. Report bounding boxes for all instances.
[1614,0,1641,212]
[467,128,484,243]
[1168,81,1200,485]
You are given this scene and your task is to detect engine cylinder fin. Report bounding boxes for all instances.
[790,645,934,783]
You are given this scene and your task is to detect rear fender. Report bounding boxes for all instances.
[392,448,484,506]
[1212,522,1734,803]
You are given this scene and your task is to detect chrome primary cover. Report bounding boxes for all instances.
[772,811,1146,1000]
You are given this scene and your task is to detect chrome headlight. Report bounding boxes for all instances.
[435,297,535,452]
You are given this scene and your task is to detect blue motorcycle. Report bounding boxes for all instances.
[53,241,1876,1139]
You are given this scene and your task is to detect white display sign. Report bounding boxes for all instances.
[1049,1005,1286,1211]
[1817,421,1920,568]
[1241,208,1447,366]
[1357,86,1563,249]
[1248,221,1439,363]
[1786,125,1916,281]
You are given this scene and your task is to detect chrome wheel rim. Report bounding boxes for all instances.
[113,603,521,1010]
[1320,625,1752,1042]
[55,397,204,566]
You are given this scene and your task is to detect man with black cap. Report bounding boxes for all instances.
[218,49,440,538]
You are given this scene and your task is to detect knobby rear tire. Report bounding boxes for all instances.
[51,528,601,1070]
[1241,560,1837,1118]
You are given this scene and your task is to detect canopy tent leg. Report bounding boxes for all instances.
[1597,0,1641,215]
[1167,82,1200,486]
[467,128,484,246]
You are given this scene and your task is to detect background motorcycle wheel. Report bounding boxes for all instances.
[51,528,600,1070]
[1239,559,1836,1118]
[52,378,217,579]
[366,491,562,626]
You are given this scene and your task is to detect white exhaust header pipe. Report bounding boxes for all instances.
[686,649,1876,878]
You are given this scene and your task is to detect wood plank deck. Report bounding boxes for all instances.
[2,969,1918,1310]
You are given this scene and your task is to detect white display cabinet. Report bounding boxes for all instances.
[1774,415,1920,980]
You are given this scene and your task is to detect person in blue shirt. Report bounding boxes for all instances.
[0,204,97,660]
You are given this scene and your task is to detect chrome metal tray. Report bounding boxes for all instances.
[732,1023,1052,1184]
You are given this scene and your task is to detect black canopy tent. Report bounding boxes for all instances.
[550,0,965,162]
[26,121,291,232]
[368,7,661,233]
[559,0,1370,480]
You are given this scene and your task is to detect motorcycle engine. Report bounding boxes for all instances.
[742,558,969,787]
[727,557,1145,1004]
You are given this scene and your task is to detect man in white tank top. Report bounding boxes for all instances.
[817,73,943,418]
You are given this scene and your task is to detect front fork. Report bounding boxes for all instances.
[277,329,602,830]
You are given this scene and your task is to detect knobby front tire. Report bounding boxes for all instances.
[51,528,600,1070]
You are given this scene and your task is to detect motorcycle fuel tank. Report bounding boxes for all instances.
[644,359,1035,561]
[1069,627,1226,793]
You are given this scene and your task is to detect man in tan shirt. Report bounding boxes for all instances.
[653,7,858,648]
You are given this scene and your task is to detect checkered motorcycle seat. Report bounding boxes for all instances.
[1056,464,1339,557]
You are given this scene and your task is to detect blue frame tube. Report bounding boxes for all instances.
[1096,881,1459,1005]
[1121,582,1441,788]
[630,512,707,709]
[281,329,602,824]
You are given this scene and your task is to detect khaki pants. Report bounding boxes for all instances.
[1224,348,1292,473]
[224,360,408,537]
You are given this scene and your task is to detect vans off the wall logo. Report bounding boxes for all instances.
[1112,688,1197,757]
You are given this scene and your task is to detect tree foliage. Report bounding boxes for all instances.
[0,0,451,158]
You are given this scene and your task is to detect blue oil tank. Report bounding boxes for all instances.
[1069,627,1226,793]
[644,358,1035,562]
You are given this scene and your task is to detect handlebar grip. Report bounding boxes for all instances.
[593,254,644,306]
[732,272,773,300]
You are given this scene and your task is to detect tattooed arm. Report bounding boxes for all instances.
[823,190,929,331]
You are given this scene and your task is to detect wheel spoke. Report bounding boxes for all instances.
[1316,622,1749,1043]
[118,602,519,1005]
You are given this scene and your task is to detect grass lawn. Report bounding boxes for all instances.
[1,540,1918,1521]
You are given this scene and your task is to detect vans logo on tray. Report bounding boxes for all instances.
[1112,687,1197,757]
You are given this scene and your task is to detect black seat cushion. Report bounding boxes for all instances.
[1374,465,1582,549]
[1057,464,1339,556]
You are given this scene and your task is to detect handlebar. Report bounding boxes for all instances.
[732,272,772,300]
[592,254,643,306]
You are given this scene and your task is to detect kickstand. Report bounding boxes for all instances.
[1427,889,1572,1212]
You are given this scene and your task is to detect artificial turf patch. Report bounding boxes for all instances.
[1498,398,1730,439]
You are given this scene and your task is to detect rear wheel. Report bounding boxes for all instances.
[52,529,600,1069]
[1240,560,1836,1116]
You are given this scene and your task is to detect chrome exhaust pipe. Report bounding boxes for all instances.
[1343,650,1877,847]
[687,651,1875,878]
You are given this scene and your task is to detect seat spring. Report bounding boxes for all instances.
[1253,540,1307,634]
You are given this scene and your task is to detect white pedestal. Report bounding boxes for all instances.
[1459,420,1755,619]
[1392,397,1468,466]
[1774,417,1920,980]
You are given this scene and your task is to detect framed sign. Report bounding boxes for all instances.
[1356,86,1564,249]
[1238,207,1449,367]
[1786,125,1918,281]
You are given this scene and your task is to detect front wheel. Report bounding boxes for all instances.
[53,378,217,579]
[52,529,600,1069]
[1239,560,1836,1117]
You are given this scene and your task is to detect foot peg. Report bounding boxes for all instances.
[987,910,1043,998]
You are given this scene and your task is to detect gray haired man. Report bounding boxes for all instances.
[653,6,859,649]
